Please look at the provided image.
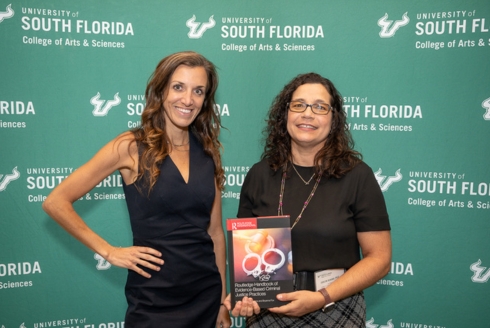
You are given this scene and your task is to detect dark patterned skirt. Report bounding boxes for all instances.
[246,292,365,328]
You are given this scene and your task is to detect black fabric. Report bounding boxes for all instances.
[238,159,390,273]
[121,132,221,327]
[293,271,316,291]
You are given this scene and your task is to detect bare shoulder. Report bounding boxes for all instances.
[88,132,139,174]
[106,131,136,160]
[114,131,137,149]
[110,131,139,183]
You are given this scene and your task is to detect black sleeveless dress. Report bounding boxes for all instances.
[122,132,221,327]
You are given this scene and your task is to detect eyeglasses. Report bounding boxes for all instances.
[288,101,332,115]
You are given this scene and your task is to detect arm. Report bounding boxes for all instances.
[270,230,392,316]
[207,183,231,328]
[324,230,392,301]
[270,164,392,316]
[42,132,163,278]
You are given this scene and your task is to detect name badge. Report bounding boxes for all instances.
[314,268,345,290]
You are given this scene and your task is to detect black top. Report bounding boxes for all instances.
[121,132,221,327]
[238,158,390,272]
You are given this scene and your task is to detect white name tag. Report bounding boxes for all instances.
[314,269,345,290]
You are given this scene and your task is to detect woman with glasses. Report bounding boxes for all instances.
[225,72,392,327]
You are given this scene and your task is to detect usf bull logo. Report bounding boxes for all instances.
[378,12,410,38]
[186,15,215,39]
[90,92,121,117]
[0,166,20,192]
[94,253,111,270]
[470,259,490,283]
[374,168,402,192]
[482,97,490,120]
[0,4,14,23]
[366,318,394,328]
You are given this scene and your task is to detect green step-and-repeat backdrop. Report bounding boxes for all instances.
[1,1,489,327]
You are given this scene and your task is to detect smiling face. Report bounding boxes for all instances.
[163,64,208,133]
[286,83,333,154]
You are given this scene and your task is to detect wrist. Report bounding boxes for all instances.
[317,288,335,311]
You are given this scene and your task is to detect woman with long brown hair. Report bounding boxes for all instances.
[43,51,230,328]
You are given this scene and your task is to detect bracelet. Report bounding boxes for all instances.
[318,288,334,308]
[220,303,226,307]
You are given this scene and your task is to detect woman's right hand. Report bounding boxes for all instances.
[106,246,164,278]
[224,294,261,317]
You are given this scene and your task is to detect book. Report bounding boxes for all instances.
[226,215,293,308]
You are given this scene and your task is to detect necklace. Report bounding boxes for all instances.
[278,165,322,229]
[167,139,190,152]
[171,147,189,152]
[167,140,189,147]
[291,163,316,185]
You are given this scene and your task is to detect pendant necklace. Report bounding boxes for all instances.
[277,164,322,229]
[291,163,316,185]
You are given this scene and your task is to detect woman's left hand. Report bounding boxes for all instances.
[216,304,231,328]
[268,290,325,317]
[224,294,261,317]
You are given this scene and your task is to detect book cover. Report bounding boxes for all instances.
[227,215,293,308]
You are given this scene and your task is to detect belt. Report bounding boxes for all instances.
[293,271,316,291]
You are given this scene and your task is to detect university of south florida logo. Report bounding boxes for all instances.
[374,168,402,192]
[2,324,26,328]
[378,12,410,38]
[90,92,121,116]
[482,97,490,120]
[0,166,20,192]
[0,3,14,23]
[186,15,215,39]
[94,253,111,270]
[366,318,394,328]
[470,259,490,283]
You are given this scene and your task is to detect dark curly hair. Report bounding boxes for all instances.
[131,51,224,192]
[263,72,362,178]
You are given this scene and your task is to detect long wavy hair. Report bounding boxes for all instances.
[263,72,362,178]
[131,51,224,192]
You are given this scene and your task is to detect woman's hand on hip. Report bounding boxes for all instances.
[106,246,164,278]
